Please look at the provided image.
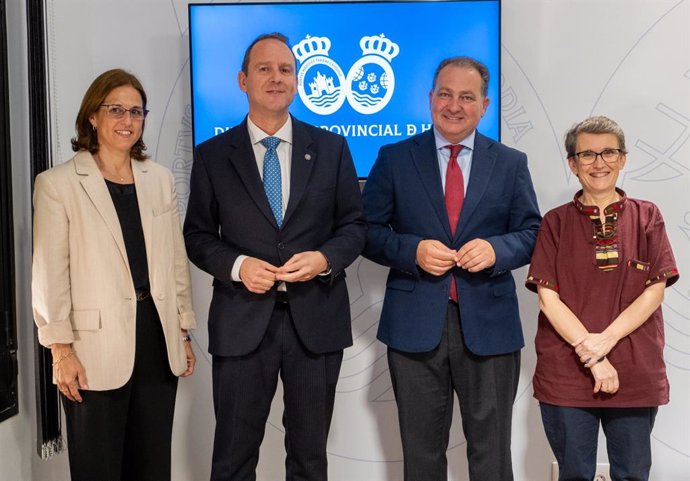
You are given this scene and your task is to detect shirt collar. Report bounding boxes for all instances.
[247,116,293,146]
[433,128,476,152]
[573,187,627,216]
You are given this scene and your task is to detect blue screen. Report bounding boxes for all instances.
[189,1,500,177]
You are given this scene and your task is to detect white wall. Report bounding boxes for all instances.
[1,0,688,480]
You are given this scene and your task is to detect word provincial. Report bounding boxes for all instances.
[213,123,432,138]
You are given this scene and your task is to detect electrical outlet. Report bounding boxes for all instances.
[551,462,611,481]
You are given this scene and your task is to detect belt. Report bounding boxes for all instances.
[135,290,151,301]
[275,291,289,304]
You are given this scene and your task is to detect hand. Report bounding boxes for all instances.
[573,333,617,368]
[456,238,496,272]
[180,336,196,377]
[589,358,619,394]
[276,251,328,283]
[239,257,279,294]
[415,240,457,276]
[51,343,88,402]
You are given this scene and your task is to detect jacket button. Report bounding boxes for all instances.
[277,242,285,249]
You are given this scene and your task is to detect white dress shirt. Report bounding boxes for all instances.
[231,117,293,282]
[433,128,475,194]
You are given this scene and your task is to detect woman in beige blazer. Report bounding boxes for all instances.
[32,69,196,481]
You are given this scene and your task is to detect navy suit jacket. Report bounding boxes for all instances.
[184,116,366,356]
[362,130,541,355]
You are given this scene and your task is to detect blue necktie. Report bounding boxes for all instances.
[261,136,283,227]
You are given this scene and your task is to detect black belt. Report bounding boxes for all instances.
[135,290,151,301]
[275,291,289,304]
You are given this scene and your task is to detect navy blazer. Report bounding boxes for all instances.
[362,130,541,355]
[184,116,366,356]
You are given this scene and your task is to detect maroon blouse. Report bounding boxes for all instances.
[526,189,679,407]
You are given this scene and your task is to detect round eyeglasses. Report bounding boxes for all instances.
[100,104,149,120]
[573,148,623,165]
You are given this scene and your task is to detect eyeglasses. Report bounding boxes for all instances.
[100,104,149,120]
[573,148,623,165]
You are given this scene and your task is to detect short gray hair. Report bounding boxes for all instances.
[564,116,627,158]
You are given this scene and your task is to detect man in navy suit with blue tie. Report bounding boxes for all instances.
[184,33,366,481]
[362,57,541,481]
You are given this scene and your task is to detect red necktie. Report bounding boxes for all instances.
[444,144,464,302]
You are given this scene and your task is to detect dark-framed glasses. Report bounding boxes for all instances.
[100,104,149,120]
[574,148,623,165]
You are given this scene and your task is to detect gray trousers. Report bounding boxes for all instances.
[387,302,520,481]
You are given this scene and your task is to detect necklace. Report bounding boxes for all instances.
[95,154,130,182]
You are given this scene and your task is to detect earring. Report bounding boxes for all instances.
[91,124,96,131]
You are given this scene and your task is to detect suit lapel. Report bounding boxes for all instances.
[411,130,452,239]
[132,160,153,272]
[456,132,496,237]
[284,117,315,227]
[75,151,130,270]
[227,120,279,228]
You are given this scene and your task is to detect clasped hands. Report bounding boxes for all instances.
[415,239,496,276]
[573,333,620,394]
[572,332,617,368]
[240,251,328,294]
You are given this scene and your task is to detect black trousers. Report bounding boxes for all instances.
[211,303,343,481]
[62,297,178,481]
[387,302,520,481]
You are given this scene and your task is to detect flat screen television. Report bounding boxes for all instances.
[189,0,501,178]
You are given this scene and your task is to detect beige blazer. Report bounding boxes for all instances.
[32,151,196,391]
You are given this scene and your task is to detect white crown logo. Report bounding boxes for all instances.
[292,35,331,63]
[359,34,399,61]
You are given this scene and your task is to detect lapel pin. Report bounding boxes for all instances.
[304,154,312,161]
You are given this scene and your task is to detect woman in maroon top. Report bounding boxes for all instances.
[526,116,679,481]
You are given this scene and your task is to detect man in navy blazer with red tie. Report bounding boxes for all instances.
[362,57,541,481]
[184,33,366,481]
